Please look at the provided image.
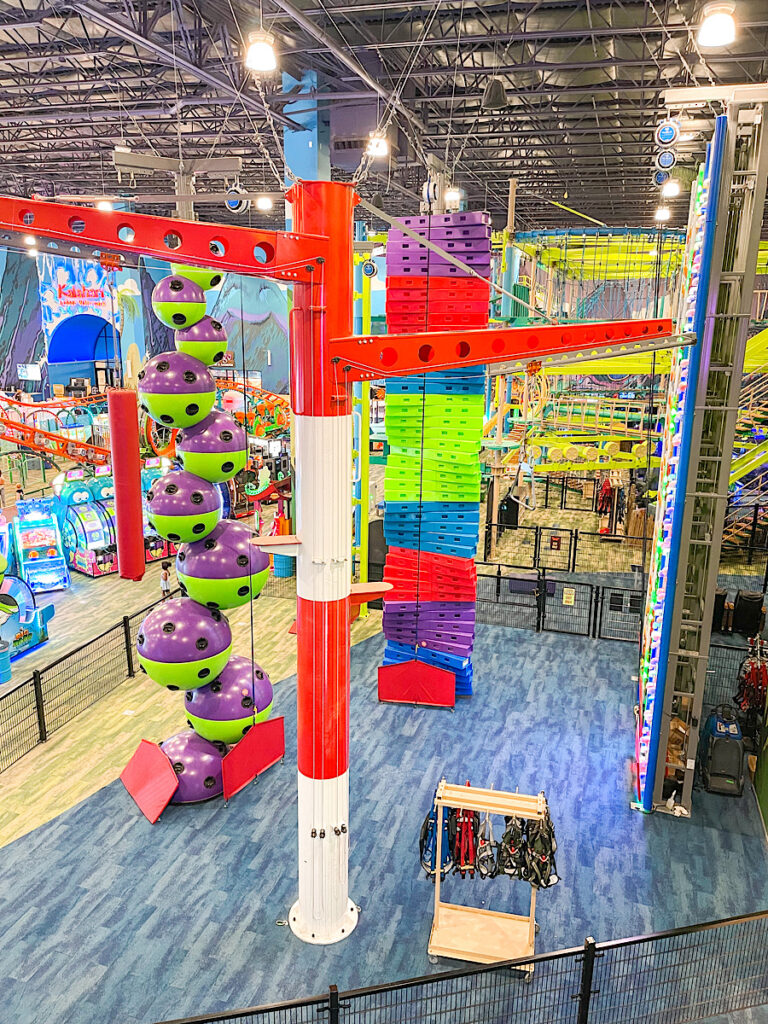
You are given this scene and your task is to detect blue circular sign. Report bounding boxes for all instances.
[655,120,680,147]
[656,150,677,170]
[654,170,671,186]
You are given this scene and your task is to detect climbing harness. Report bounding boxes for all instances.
[419,790,456,881]
[453,785,480,878]
[524,798,559,889]
[475,811,498,879]
[734,636,768,741]
[735,636,768,715]
[497,816,528,880]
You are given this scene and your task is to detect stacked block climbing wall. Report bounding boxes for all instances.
[381,211,491,698]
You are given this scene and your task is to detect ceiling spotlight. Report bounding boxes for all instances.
[444,187,462,206]
[95,200,113,211]
[678,131,697,143]
[26,247,38,257]
[661,180,681,198]
[256,195,273,212]
[23,234,35,245]
[654,206,671,222]
[245,30,277,73]
[366,133,389,158]
[697,2,736,47]
[482,77,508,110]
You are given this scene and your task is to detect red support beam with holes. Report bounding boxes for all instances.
[0,196,327,283]
[0,186,687,947]
[328,317,675,380]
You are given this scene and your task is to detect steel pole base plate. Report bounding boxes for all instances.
[288,899,359,945]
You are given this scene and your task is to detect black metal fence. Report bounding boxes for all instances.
[0,571,296,774]
[152,909,768,1024]
[475,563,643,643]
[484,523,651,587]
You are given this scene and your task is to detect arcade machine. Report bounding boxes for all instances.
[142,457,175,561]
[0,519,54,661]
[54,468,117,576]
[12,498,71,593]
[218,472,250,520]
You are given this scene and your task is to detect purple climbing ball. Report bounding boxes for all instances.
[176,520,270,608]
[151,275,207,330]
[138,351,213,395]
[136,596,232,690]
[184,654,274,743]
[160,730,225,803]
[146,469,222,543]
[175,315,228,366]
[137,351,216,429]
[175,410,247,483]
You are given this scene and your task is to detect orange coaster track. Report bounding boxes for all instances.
[0,415,110,465]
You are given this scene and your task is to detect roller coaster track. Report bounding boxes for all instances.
[0,415,110,465]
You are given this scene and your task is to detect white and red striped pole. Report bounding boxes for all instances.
[285,180,359,943]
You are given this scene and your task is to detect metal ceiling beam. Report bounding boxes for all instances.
[387,52,768,80]
[67,1,305,131]
[302,20,768,51]
[269,0,428,134]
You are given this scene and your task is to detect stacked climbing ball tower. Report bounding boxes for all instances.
[135,266,273,802]
[381,213,491,698]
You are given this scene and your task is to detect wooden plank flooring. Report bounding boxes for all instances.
[0,581,382,849]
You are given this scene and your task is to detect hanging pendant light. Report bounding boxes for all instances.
[245,30,277,73]
[482,77,508,110]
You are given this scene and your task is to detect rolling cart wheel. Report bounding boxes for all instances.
[428,955,439,965]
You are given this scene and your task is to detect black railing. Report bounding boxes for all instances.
[152,909,768,1024]
[0,571,295,774]
[475,563,643,643]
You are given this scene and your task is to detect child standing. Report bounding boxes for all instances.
[15,483,24,504]
[160,561,171,600]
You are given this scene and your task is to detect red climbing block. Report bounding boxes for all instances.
[120,739,179,823]
[222,716,285,800]
[378,660,455,708]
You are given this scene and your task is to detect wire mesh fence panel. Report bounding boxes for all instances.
[341,953,584,1024]
[596,587,644,643]
[260,571,298,601]
[704,642,748,711]
[476,564,540,631]
[562,476,597,512]
[39,622,130,734]
[572,533,650,590]
[590,914,768,1024]
[0,678,39,771]
[717,546,768,596]
[537,528,573,572]
[367,561,386,610]
[485,524,538,570]
[541,577,595,637]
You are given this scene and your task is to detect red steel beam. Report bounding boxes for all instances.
[0,196,328,284]
[329,317,676,380]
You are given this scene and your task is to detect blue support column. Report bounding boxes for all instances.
[282,71,330,228]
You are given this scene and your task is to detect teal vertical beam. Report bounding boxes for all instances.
[282,70,330,225]
[500,241,514,319]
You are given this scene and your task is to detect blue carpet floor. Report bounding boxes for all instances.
[1,624,768,1024]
